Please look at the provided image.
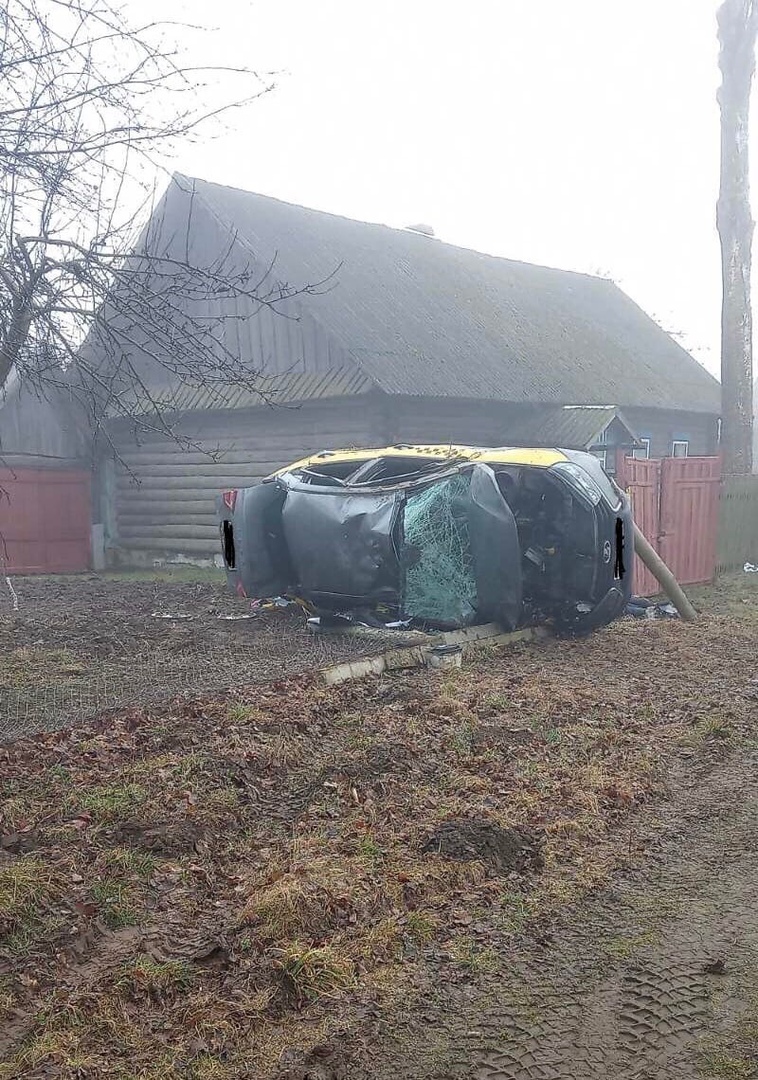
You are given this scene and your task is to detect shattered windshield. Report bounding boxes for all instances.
[402,475,478,625]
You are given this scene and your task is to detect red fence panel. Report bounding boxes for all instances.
[658,456,721,585]
[0,468,91,574]
[616,455,661,596]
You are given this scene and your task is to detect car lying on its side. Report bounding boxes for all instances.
[218,444,633,636]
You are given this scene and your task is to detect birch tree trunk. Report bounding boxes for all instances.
[717,0,758,475]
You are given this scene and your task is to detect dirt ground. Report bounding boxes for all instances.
[371,737,758,1080]
[1,572,758,1078]
[0,571,414,741]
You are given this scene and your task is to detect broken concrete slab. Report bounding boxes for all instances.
[319,623,549,687]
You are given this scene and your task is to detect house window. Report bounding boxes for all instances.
[672,440,689,458]
[595,426,608,445]
[590,448,608,469]
[631,438,651,460]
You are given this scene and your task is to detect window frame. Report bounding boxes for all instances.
[631,437,651,460]
[671,439,689,458]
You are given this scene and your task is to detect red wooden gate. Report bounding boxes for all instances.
[0,468,91,574]
[658,456,721,585]
[616,455,721,594]
[616,456,661,596]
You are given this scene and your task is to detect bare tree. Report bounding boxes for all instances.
[717,0,758,474]
[0,0,321,450]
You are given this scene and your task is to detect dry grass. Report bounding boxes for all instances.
[1,576,757,1077]
[117,956,195,1001]
[0,647,92,691]
[274,944,357,1004]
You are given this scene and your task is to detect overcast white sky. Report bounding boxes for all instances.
[156,0,755,380]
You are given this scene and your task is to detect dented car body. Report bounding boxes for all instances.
[218,445,633,635]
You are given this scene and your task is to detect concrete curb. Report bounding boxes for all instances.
[320,624,549,686]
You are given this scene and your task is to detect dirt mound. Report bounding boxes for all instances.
[422,821,543,874]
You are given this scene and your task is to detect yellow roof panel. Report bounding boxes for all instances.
[275,444,569,477]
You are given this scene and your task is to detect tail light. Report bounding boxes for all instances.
[222,489,238,512]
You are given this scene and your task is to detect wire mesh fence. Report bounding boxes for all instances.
[0,624,414,743]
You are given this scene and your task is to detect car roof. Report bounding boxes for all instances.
[277,444,571,475]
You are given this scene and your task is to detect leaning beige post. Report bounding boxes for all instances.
[633,523,698,622]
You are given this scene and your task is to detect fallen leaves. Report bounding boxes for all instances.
[0,590,757,1077]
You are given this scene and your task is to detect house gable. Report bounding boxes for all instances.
[80,182,375,415]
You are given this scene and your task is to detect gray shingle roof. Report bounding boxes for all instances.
[169,175,721,414]
[107,368,373,418]
[508,405,640,449]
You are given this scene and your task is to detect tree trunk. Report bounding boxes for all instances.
[717,0,758,475]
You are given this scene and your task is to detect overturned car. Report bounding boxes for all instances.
[218,445,633,636]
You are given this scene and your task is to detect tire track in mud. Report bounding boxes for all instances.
[372,749,758,1080]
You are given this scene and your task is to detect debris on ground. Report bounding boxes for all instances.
[3,577,18,613]
[625,595,679,619]
[307,613,416,634]
[427,643,463,670]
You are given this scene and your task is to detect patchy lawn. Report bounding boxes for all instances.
[0,571,416,741]
[2,567,755,744]
[1,571,758,1078]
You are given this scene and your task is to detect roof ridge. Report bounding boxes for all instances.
[156,174,719,414]
[172,173,618,287]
